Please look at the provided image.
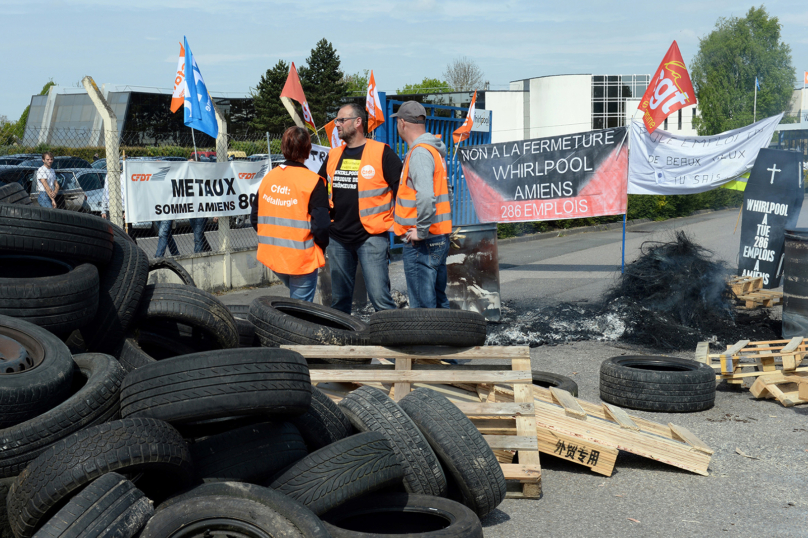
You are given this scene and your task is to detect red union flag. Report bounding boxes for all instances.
[638,41,696,134]
[281,62,317,134]
[453,90,477,144]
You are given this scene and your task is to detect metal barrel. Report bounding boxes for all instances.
[782,229,808,338]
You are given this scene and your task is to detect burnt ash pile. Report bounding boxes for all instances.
[487,232,780,350]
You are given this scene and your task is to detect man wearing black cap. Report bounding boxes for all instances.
[392,101,453,309]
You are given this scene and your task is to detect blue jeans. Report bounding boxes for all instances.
[328,235,396,314]
[273,268,319,302]
[37,192,52,208]
[190,218,211,253]
[155,220,179,257]
[402,234,450,309]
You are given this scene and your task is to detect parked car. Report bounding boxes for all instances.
[0,154,40,166]
[73,169,106,214]
[0,165,88,211]
[18,156,92,169]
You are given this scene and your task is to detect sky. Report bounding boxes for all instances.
[1,0,806,121]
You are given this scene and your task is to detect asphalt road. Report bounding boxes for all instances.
[220,207,808,537]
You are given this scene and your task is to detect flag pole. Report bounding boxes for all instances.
[753,80,758,123]
[191,128,198,161]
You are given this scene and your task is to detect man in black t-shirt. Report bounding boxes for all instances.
[319,103,403,314]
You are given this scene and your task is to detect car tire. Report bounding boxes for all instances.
[151,482,330,538]
[0,315,75,429]
[31,472,153,538]
[338,386,447,497]
[532,371,579,397]
[190,421,307,483]
[0,204,113,265]
[291,387,354,451]
[148,258,195,287]
[71,224,149,354]
[0,256,99,335]
[399,388,506,519]
[599,356,716,413]
[0,184,32,206]
[135,284,239,351]
[270,432,405,516]
[322,493,483,538]
[116,336,153,373]
[6,418,192,538]
[249,297,370,353]
[369,309,487,347]
[226,305,259,347]
[120,348,312,424]
[0,353,125,478]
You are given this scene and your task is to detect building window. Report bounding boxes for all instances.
[591,74,650,131]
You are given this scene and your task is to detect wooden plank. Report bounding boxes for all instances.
[718,366,808,379]
[484,435,538,451]
[453,402,534,417]
[309,370,532,384]
[782,354,797,371]
[799,382,808,401]
[695,342,710,365]
[410,383,481,403]
[724,340,751,357]
[781,337,804,353]
[602,403,640,430]
[500,464,542,482]
[549,387,587,419]
[393,358,411,402]
[668,424,714,455]
[749,377,771,399]
[282,345,530,360]
[535,427,617,477]
[511,357,542,497]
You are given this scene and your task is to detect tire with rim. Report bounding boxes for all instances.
[140,482,330,538]
[0,353,125,478]
[321,493,483,538]
[148,258,195,287]
[120,348,312,423]
[190,422,307,483]
[339,386,446,497]
[291,386,354,451]
[249,297,370,353]
[0,315,74,429]
[0,204,113,265]
[31,472,153,538]
[0,256,99,335]
[599,355,716,413]
[6,418,192,538]
[532,371,578,397]
[270,432,405,516]
[369,309,486,347]
[134,284,239,351]
[399,388,506,519]
[0,184,32,205]
[71,224,149,354]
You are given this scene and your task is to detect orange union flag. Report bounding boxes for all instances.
[170,42,186,113]
[365,70,385,132]
[324,119,345,148]
[453,90,477,144]
[638,41,696,134]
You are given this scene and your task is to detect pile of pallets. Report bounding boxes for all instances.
[727,275,783,309]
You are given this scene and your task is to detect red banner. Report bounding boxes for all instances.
[638,41,696,134]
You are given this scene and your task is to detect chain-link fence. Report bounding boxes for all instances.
[0,127,284,258]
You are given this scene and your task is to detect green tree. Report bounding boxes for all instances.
[690,6,795,135]
[299,39,347,128]
[398,77,453,94]
[344,69,369,97]
[250,60,296,135]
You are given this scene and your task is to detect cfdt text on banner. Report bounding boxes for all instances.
[458,127,628,223]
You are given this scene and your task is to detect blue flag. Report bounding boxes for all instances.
[183,37,218,139]
[755,77,760,90]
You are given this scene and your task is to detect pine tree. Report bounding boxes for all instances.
[250,60,296,135]
[299,39,347,128]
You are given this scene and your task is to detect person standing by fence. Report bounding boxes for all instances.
[319,103,402,314]
[251,126,329,302]
[393,101,453,309]
[36,152,59,208]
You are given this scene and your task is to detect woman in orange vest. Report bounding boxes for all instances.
[251,127,329,302]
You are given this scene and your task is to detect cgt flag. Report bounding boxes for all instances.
[323,119,345,149]
[281,62,317,134]
[170,42,185,113]
[366,70,384,132]
[638,41,696,135]
[453,90,477,144]
[182,37,218,139]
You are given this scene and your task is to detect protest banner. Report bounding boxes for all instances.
[124,144,328,223]
[458,127,628,223]
[628,113,782,195]
[737,149,804,289]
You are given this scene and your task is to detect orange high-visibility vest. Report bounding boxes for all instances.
[394,143,452,236]
[256,165,325,275]
[326,139,394,235]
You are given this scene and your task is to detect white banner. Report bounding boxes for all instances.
[627,113,783,195]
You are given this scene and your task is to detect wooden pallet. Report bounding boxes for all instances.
[477,384,713,476]
[728,275,763,296]
[749,372,808,407]
[736,289,783,309]
[283,345,543,499]
[695,337,808,384]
